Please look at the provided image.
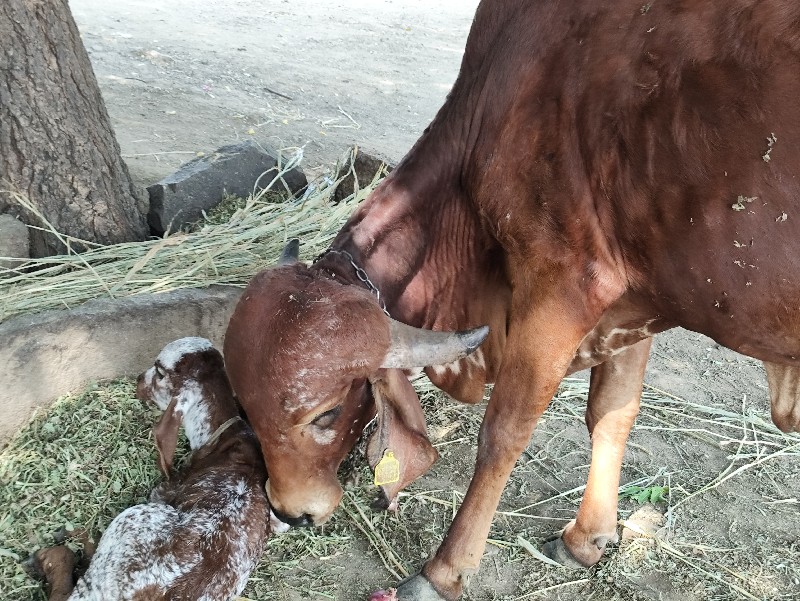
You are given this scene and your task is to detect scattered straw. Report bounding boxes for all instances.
[341,492,409,580]
[513,577,591,599]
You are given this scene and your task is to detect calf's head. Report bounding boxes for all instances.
[224,253,487,526]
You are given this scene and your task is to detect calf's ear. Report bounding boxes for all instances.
[153,398,182,479]
[366,368,438,509]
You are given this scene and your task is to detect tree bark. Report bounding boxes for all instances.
[0,0,147,257]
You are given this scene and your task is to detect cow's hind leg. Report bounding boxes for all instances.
[764,362,800,433]
[543,338,651,567]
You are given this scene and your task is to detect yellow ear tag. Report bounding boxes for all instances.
[374,449,401,486]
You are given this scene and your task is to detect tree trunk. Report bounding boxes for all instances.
[0,0,147,257]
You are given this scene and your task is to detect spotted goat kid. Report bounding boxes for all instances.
[33,337,273,601]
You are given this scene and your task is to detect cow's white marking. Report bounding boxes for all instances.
[576,319,659,366]
[430,348,485,379]
[310,427,337,445]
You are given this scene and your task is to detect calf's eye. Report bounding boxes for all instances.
[311,405,342,429]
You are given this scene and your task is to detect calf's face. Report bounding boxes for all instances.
[225,266,387,525]
[137,337,237,475]
[225,262,488,526]
[136,337,216,410]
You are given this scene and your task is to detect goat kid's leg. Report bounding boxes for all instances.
[396,301,599,601]
[32,546,77,601]
[543,338,651,567]
[67,527,97,577]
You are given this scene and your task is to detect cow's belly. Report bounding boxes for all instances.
[568,286,800,375]
[646,253,800,366]
[672,293,800,365]
[603,184,800,367]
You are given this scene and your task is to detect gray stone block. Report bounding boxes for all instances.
[0,213,30,270]
[0,285,243,448]
[333,146,396,204]
[146,141,307,235]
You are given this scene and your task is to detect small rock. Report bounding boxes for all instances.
[621,504,666,542]
[332,146,395,204]
[0,214,30,271]
[146,140,307,235]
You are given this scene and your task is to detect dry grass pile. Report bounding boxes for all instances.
[0,150,387,322]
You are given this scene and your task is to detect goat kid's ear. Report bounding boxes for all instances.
[153,398,182,479]
[366,368,438,509]
[278,238,300,265]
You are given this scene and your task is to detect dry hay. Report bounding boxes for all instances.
[0,148,385,323]
[1,155,799,600]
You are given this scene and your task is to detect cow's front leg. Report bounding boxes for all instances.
[543,337,651,566]
[395,302,598,601]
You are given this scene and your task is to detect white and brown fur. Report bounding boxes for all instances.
[33,337,270,601]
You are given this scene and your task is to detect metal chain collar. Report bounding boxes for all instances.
[314,248,390,317]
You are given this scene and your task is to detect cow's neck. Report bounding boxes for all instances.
[319,144,509,402]
[326,151,469,322]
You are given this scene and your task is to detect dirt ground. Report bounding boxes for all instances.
[25,0,798,598]
[68,0,477,187]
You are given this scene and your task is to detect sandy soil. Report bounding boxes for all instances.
[59,0,800,599]
[68,0,476,187]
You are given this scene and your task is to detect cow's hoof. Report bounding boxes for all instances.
[393,572,447,601]
[541,535,588,569]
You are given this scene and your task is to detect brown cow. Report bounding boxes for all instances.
[224,1,800,599]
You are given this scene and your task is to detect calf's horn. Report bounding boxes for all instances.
[381,320,489,369]
[278,238,300,265]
